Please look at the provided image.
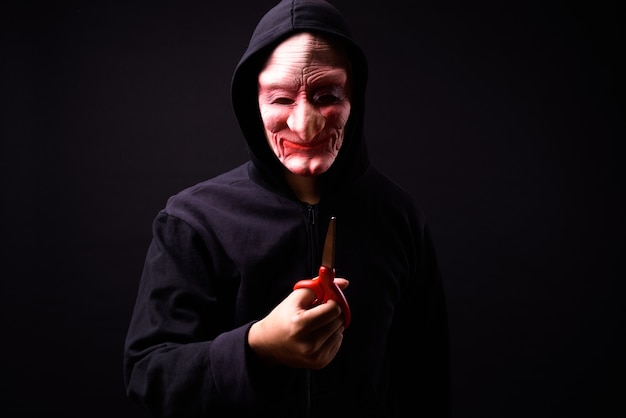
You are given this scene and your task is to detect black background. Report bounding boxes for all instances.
[2,1,624,417]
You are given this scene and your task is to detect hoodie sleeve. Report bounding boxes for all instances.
[390,222,452,417]
[123,212,291,417]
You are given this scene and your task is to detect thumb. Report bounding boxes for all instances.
[292,284,321,307]
[333,278,349,290]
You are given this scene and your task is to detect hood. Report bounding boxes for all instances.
[231,0,369,197]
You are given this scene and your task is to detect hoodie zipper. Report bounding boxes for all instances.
[304,203,318,418]
[306,204,320,283]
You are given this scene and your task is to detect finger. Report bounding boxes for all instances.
[333,278,349,289]
[291,286,321,307]
[309,324,345,369]
[297,299,343,331]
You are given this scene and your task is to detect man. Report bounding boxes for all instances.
[124,1,451,417]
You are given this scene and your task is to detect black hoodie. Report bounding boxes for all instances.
[124,1,451,417]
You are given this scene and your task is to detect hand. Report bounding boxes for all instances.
[248,278,349,369]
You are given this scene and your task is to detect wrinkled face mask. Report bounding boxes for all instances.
[258,32,352,177]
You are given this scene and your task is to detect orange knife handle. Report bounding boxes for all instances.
[293,277,324,303]
[293,266,352,328]
[327,273,351,329]
[317,265,335,302]
[293,266,351,328]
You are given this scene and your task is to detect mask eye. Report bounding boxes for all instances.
[314,94,342,106]
[312,85,346,106]
[271,97,294,105]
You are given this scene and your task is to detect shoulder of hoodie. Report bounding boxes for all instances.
[160,162,260,215]
[351,165,428,220]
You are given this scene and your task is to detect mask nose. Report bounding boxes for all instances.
[287,99,324,141]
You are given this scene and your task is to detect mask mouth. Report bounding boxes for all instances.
[279,133,336,149]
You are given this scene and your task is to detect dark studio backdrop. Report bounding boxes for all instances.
[2,1,624,417]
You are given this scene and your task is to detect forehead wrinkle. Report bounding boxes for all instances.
[259,33,351,96]
[266,33,348,68]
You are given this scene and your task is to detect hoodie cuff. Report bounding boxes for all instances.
[209,322,294,406]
